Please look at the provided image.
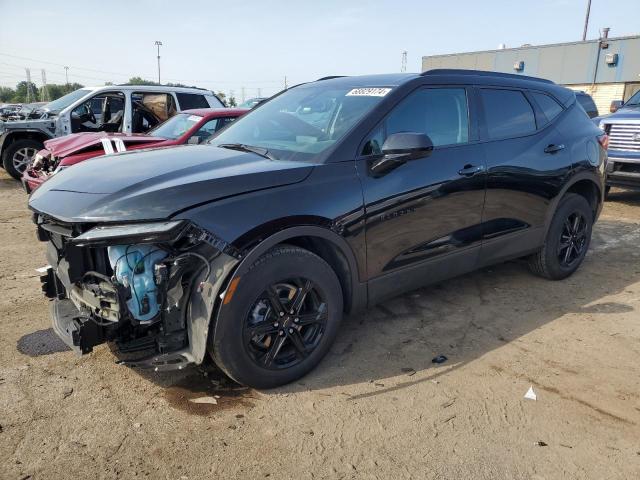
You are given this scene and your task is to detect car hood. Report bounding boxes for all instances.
[43,132,165,158]
[2,117,54,130]
[600,105,640,123]
[29,144,314,223]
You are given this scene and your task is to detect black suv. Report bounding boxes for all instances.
[30,70,606,388]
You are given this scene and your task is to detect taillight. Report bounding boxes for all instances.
[597,133,609,150]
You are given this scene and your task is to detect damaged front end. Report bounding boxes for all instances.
[35,214,240,371]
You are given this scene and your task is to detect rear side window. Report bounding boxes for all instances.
[176,93,209,110]
[531,92,563,123]
[480,89,536,139]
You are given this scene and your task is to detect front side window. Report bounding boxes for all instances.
[187,118,221,144]
[71,92,125,133]
[209,84,392,161]
[480,89,536,139]
[361,88,469,155]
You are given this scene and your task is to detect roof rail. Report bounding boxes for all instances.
[115,84,211,91]
[316,75,347,81]
[421,69,554,84]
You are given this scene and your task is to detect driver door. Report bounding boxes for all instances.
[356,86,487,302]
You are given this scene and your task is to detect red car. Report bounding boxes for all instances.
[22,108,248,193]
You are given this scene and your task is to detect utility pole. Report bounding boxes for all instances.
[154,40,163,84]
[41,69,50,102]
[257,87,262,98]
[241,87,246,103]
[284,75,288,90]
[64,66,69,86]
[582,0,592,41]
[401,51,407,72]
[25,68,32,103]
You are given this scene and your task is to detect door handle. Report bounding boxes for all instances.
[458,164,485,177]
[544,144,565,154]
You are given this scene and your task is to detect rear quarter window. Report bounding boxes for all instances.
[531,92,563,124]
[176,93,210,110]
[480,89,536,140]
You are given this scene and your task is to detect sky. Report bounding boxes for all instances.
[0,0,637,101]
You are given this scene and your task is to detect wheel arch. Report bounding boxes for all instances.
[544,173,603,233]
[1,130,51,157]
[233,226,367,315]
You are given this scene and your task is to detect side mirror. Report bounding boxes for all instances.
[610,100,623,113]
[370,132,434,175]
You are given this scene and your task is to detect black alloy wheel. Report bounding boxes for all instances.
[210,245,343,389]
[244,279,328,370]
[557,212,588,268]
[528,193,593,280]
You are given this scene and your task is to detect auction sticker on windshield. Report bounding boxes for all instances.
[346,88,392,97]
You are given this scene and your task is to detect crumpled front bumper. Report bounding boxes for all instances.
[21,168,46,194]
[41,244,240,371]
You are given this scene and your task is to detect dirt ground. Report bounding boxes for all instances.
[1,169,639,480]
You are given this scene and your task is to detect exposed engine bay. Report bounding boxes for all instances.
[35,214,240,371]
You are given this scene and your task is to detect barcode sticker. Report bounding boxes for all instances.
[346,88,392,97]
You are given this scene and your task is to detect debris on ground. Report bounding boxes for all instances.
[190,396,218,405]
[432,355,448,364]
[62,387,73,399]
[536,441,548,447]
[524,386,537,401]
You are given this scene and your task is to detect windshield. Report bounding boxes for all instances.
[147,113,202,139]
[209,84,392,161]
[43,88,92,112]
[626,90,640,106]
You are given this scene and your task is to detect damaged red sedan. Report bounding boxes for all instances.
[22,108,248,193]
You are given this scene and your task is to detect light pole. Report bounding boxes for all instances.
[154,40,163,84]
[582,0,592,41]
[64,66,69,86]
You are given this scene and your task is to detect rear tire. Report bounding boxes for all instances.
[3,139,44,180]
[528,193,593,280]
[210,245,343,389]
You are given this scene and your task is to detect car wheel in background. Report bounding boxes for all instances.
[211,245,343,389]
[528,193,593,280]
[3,139,43,180]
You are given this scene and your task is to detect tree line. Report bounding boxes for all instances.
[0,77,237,106]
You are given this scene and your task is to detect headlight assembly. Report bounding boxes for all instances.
[72,220,187,247]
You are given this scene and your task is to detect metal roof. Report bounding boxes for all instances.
[422,35,640,85]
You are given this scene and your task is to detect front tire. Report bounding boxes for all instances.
[528,193,593,280]
[210,245,343,389]
[3,139,44,180]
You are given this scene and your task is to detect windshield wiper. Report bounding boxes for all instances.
[217,143,277,161]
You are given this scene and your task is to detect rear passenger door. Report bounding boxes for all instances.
[358,86,487,302]
[478,87,571,266]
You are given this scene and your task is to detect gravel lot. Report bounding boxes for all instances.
[1,169,639,480]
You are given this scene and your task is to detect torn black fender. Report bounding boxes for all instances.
[183,251,239,364]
